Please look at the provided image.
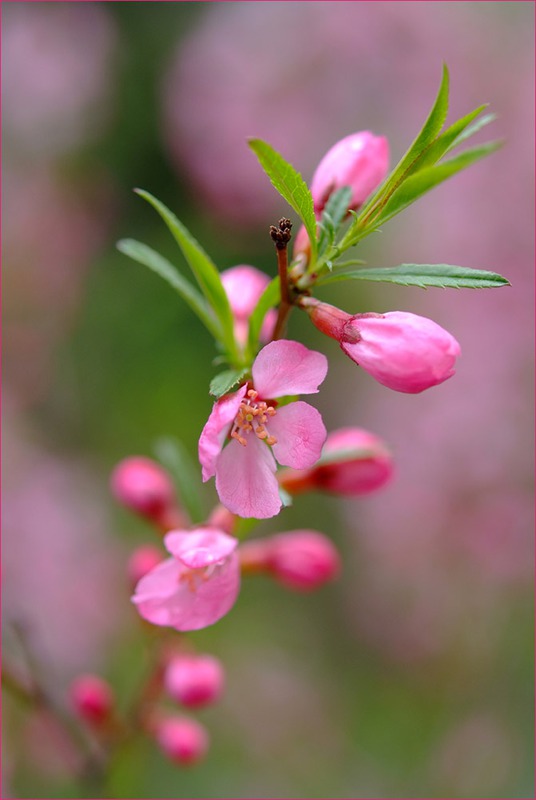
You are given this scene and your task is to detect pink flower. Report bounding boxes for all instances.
[111,456,181,527]
[303,299,460,393]
[279,427,394,496]
[199,340,328,519]
[310,131,389,214]
[153,715,209,766]
[221,264,276,345]
[126,545,164,588]
[132,527,240,631]
[69,674,114,725]
[240,530,340,591]
[164,653,224,708]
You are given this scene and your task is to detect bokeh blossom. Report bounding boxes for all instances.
[221,265,277,346]
[132,527,240,631]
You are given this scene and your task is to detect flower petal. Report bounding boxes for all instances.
[215,435,281,519]
[269,401,327,469]
[252,340,328,399]
[198,384,248,481]
[131,557,185,627]
[131,553,240,632]
[164,527,238,569]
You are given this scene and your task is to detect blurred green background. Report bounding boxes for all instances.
[2,2,534,798]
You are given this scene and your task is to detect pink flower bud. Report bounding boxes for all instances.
[279,427,393,496]
[164,654,224,708]
[292,224,312,262]
[154,716,209,766]
[310,131,389,214]
[70,674,114,725]
[127,545,164,587]
[221,264,276,345]
[111,457,177,524]
[303,299,460,393]
[241,531,340,592]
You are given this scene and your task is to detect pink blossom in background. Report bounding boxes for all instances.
[221,265,277,346]
[153,716,209,766]
[2,405,125,679]
[69,674,115,725]
[132,527,240,631]
[161,2,463,225]
[240,530,341,592]
[199,340,328,519]
[310,131,389,214]
[164,653,224,708]
[2,2,117,159]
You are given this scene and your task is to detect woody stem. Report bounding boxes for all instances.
[270,218,293,340]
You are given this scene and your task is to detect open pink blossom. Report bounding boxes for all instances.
[132,527,240,631]
[221,265,276,345]
[199,340,328,519]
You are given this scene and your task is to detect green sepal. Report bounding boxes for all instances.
[209,368,249,399]
[248,139,318,265]
[318,186,353,256]
[318,263,511,289]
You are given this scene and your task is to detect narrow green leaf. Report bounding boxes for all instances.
[446,112,497,153]
[318,263,511,289]
[359,64,450,219]
[375,140,503,225]
[134,189,238,362]
[209,368,249,399]
[247,275,280,357]
[318,186,353,257]
[153,437,205,523]
[414,104,488,171]
[117,239,221,340]
[248,139,318,264]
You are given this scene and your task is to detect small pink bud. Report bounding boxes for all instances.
[127,545,164,587]
[164,654,224,708]
[111,457,178,525]
[70,674,114,725]
[241,531,340,592]
[154,716,209,766]
[279,427,393,496]
[221,264,276,345]
[292,224,312,262]
[310,131,389,214]
[303,299,460,393]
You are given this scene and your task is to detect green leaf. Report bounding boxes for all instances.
[153,437,205,523]
[375,140,503,225]
[359,64,450,219]
[446,112,497,153]
[414,104,488,171]
[117,239,221,340]
[318,263,511,289]
[209,368,249,399]
[248,139,318,264]
[134,189,239,363]
[246,275,280,358]
[318,186,353,256]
